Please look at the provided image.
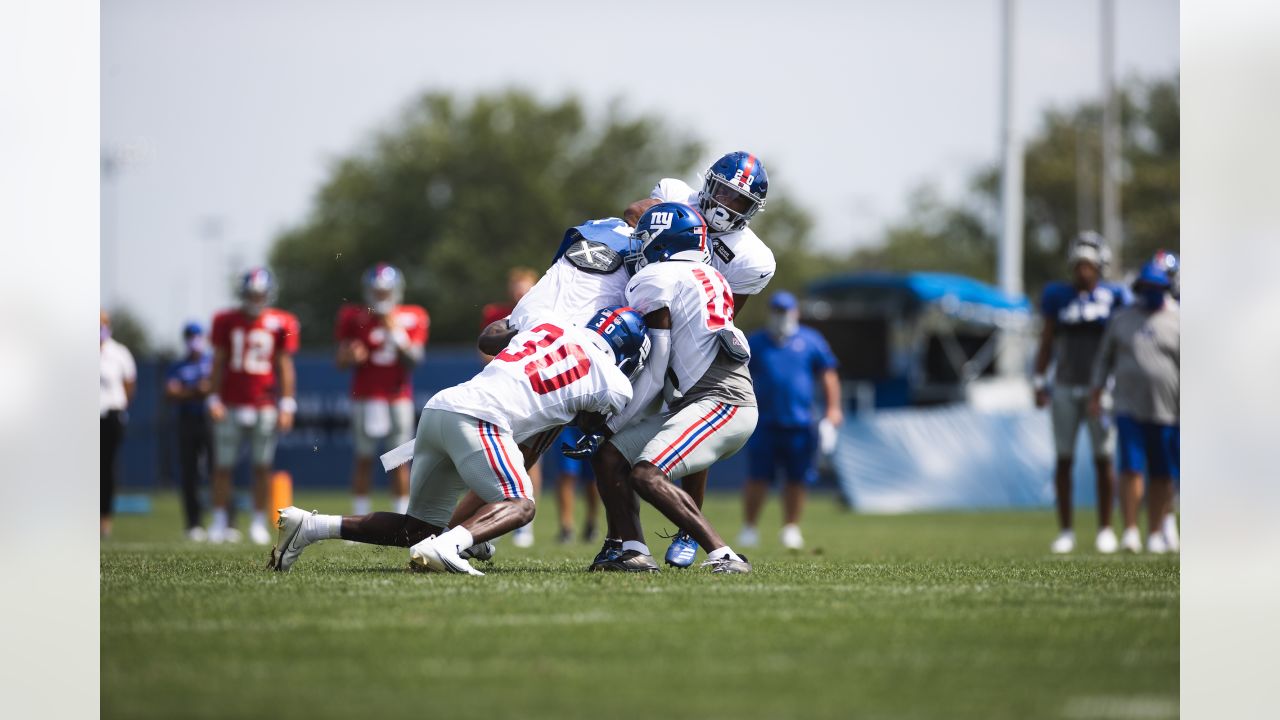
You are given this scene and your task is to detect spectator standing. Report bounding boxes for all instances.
[165,321,213,541]
[739,291,842,550]
[1090,260,1180,554]
[100,309,137,539]
[1033,232,1129,554]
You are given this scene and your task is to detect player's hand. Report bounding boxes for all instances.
[1034,388,1051,409]
[278,410,295,432]
[818,418,839,456]
[826,408,844,427]
[562,433,603,460]
[1087,392,1103,419]
[207,398,226,422]
[349,341,369,364]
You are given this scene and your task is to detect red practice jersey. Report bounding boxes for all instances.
[335,304,430,399]
[481,302,515,331]
[211,308,301,407]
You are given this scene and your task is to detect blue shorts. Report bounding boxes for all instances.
[546,426,594,482]
[1115,415,1180,479]
[746,425,817,486]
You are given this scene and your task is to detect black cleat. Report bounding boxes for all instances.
[591,549,660,573]
[586,539,623,571]
[700,553,752,574]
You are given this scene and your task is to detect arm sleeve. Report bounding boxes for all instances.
[624,271,673,316]
[811,332,838,371]
[605,328,670,434]
[1039,286,1058,318]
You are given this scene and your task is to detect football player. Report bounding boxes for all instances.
[1034,232,1131,554]
[622,151,774,567]
[268,307,649,576]
[579,203,757,574]
[336,264,429,516]
[207,268,300,545]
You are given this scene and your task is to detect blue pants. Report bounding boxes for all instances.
[746,425,817,486]
[1115,415,1180,479]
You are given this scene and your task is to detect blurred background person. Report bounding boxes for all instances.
[207,268,300,545]
[1090,260,1180,554]
[165,321,213,541]
[1033,232,1129,554]
[551,426,601,544]
[479,266,541,547]
[100,308,137,539]
[739,291,842,550]
[336,263,429,515]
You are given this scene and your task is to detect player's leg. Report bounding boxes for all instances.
[350,400,375,515]
[592,413,667,569]
[778,425,818,550]
[388,399,416,514]
[663,468,710,567]
[556,428,583,543]
[512,460,541,547]
[740,424,777,548]
[209,413,243,543]
[1048,386,1079,553]
[624,400,759,573]
[100,411,123,538]
[178,415,205,539]
[1162,425,1181,551]
[1087,396,1118,553]
[1114,415,1146,553]
[248,406,280,545]
[582,471,600,543]
[679,470,709,509]
[1142,422,1177,554]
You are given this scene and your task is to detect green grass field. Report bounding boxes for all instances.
[101,491,1178,719]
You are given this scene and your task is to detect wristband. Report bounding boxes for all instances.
[206,393,222,408]
[279,397,298,414]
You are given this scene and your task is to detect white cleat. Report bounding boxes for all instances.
[267,506,315,572]
[409,536,485,576]
[1050,530,1076,554]
[512,524,534,548]
[1162,514,1180,553]
[1120,527,1142,553]
[209,526,242,544]
[1095,527,1118,554]
[460,541,496,562]
[249,521,272,546]
[1146,532,1169,555]
[738,526,760,549]
[780,524,804,551]
[186,526,208,543]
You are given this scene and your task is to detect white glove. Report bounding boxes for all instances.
[818,418,838,455]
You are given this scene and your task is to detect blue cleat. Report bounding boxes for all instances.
[664,530,698,568]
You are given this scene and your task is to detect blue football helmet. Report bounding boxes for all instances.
[699,151,769,233]
[629,202,709,271]
[1152,249,1179,296]
[584,305,650,381]
[238,267,277,316]
[362,263,405,314]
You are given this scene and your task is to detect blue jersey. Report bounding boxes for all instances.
[1040,281,1130,386]
[747,326,838,427]
[167,352,212,418]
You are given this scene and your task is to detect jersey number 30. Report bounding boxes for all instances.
[496,323,592,395]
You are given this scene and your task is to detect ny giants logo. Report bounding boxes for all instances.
[647,210,674,239]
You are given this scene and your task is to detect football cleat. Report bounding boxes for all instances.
[737,526,759,549]
[587,538,623,571]
[1050,530,1076,554]
[249,521,272,546]
[1146,533,1169,555]
[1120,527,1143,553]
[664,530,698,568]
[460,541,496,562]
[512,524,534,548]
[700,554,752,574]
[1095,527,1119,554]
[267,506,315,572]
[409,536,485,576]
[591,549,660,573]
[780,524,805,551]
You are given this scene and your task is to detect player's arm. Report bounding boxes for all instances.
[207,347,227,421]
[623,198,662,228]
[1032,316,1055,407]
[477,318,517,356]
[604,308,672,435]
[1087,323,1117,418]
[821,368,843,426]
[276,351,297,432]
[733,293,751,314]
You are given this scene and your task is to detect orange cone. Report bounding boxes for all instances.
[268,471,294,526]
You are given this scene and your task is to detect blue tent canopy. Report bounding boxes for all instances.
[808,271,1030,312]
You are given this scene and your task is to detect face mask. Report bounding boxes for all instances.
[186,336,207,354]
[766,312,799,340]
[1139,288,1166,310]
[242,300,265,317]
[100,325,111,342]
[374,299,396,316]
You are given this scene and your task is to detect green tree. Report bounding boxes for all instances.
[270,90,708,346]
[853,75,1179,298]
[106,305,152,357]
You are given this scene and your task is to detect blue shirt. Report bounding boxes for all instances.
[1040,281,1131,386]
[748,326,838,427]
[167,352,212,418]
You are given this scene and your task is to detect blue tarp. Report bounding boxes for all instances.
[809,271,1031,312]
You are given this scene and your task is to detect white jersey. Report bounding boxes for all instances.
[427,319,632,441]
[625,260,746,396]
[509,218,634,330]
[650,178,776,296]
[100,338,136,415]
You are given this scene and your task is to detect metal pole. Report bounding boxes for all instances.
[998,0,1024,299]
[1100,0,1122,271]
